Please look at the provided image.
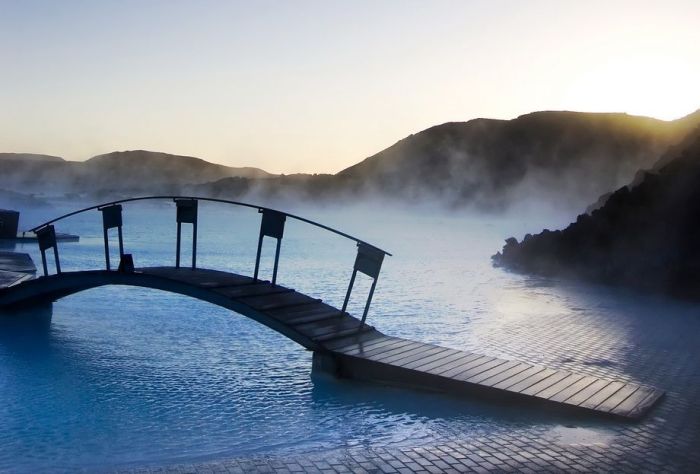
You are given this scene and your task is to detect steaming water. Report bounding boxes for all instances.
[0,202,698,472]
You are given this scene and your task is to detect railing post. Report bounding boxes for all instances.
[343,243,385,328]
[253,233,263,280]
[272,238,282,285]
[35,225,61,276]
[118,226,124,257]
[176,221,182,268]
[175,198,198,269]
[253,209,286,285]
[192,212,198,269]
[99,204,123,271]
[341,269,357,313]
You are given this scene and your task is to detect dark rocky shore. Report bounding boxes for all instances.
[493,127,700,299]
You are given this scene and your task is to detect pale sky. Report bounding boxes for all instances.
[1,0,699,174]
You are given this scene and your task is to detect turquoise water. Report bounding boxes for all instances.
[1,201,697,472]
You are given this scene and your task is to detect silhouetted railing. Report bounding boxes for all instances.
[28,196,391,326]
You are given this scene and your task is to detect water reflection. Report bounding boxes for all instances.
[0,303,53,343]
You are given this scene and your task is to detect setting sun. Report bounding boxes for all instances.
[564,55,699,121]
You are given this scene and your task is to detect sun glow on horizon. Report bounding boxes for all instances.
[562,56,700,122]
[1,1,699,172]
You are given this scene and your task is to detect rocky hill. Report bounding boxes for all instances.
[0,153,64,163]
[4,110,700,210]
[493,125,700,299]
[335,110,700,210]
[0,150,272,196]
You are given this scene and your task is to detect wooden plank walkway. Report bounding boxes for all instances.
[138,267,664,420]
[0,232,79,243]
[325,335,663,419]
[0,251,37,274]
[0,251,36,288]
[0,265,664,420]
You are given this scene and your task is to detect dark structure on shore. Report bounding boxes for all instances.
[0,210,19,239]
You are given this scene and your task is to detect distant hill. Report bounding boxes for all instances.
[4,110,700,209]
[493,124,700,299]
[334,110,700,210]
[0,150,272,196]
[0,153,64,163]
[82,151,271,189]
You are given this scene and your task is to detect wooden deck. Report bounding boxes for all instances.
[321,335,663,420]
[0,251,37,274]
[0,251,36,288]
[0,266,664,420]
[139,268,665,420]
[0,232,79,243]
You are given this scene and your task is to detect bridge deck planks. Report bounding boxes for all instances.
[139,267,254,288]
[335,336,402,356]
[239,291,320,311]
[401,347,462,371]
[320,330,385,350]
[353,341,417,362]
[296,318,361,339]
[360,340,419,359]
[430,353,485,376]
[0,252,37,274]
[0,252,36,288]
[389,345,450,367]
[214,283,293,299]
[0,265,664,420]
[410,349,469,373]
[496,367,555,392]
[0,270,33,288]
[439,355,496,379]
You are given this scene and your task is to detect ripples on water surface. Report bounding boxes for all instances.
[1,202,698,471]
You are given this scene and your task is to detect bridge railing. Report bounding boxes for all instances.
[28,196,391,326]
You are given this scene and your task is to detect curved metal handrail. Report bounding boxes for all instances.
[28,196,390,325]
[27,195,391,256]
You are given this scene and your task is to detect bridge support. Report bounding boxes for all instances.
[311,351,341,376]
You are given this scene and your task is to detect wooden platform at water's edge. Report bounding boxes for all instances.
[0,266,664,420]
[136,268,662,420]
[320,335,662,420]
[0,232,79,243]
[0,251,36,288]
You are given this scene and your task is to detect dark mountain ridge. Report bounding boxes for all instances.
[3,110,699,210]
[0,153,64,163]
[493,125,700,299]
[334,110,699,210]
[197,110,700,210]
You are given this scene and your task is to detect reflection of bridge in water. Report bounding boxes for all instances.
[0,196,663,420]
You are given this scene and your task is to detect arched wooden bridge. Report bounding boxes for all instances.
[0,197,664,420]
[0,196,390,351]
